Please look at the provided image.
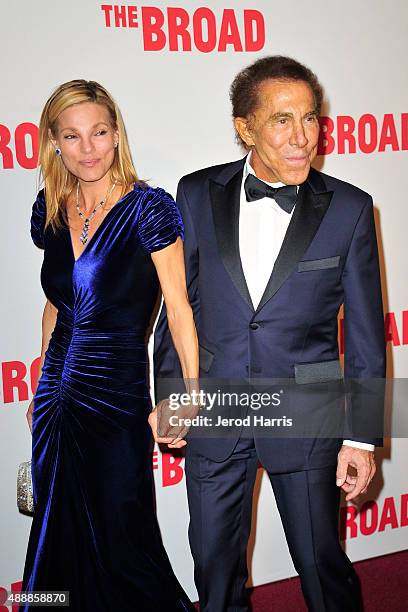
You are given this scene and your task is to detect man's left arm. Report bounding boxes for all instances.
[337,196,386,500]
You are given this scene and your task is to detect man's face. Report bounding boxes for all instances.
[235,79,320,185]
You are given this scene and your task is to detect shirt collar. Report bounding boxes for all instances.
[244,153,286,189]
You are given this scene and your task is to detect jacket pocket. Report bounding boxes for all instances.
[199,345,214,373]
[294,359,343,385]
[298,256,340,272]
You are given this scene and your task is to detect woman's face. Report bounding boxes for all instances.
[50,102,118,183]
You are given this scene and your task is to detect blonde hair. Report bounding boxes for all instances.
[38,79,138,229]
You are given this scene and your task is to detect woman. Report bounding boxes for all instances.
[21,80,198,611]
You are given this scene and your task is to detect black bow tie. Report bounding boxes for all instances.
[244,174,298,213]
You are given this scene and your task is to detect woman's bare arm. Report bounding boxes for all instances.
[26,300,58,432]
[150,237,199,448]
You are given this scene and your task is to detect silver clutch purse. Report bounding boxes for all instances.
[17,460,34,513]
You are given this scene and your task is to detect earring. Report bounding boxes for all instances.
[114,141,118,148]
[55,148,61,156]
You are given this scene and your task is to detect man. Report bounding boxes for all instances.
[154,56,385,611]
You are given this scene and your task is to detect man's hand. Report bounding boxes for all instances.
[336,445,376,501]
[148,404,187,449]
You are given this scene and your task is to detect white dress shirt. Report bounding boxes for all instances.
[238,154,374,452]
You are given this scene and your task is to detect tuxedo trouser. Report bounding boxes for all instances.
[185,437,362,612]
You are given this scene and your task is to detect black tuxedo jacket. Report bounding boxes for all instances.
[154,159,386,471]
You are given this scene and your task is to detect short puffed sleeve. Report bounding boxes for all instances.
[31,189,47,249]
[138,187,184,253]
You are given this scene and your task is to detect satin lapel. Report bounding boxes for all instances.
[256,181,334,313]
[209,170,254,311]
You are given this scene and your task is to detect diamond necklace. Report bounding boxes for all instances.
[76,180,117,245]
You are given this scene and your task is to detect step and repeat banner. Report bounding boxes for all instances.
[1,0,407,603]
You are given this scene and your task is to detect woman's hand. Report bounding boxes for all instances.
[148,404,187,449]
[26,399,34,433]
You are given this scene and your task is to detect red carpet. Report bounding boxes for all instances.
[194,550,408,610]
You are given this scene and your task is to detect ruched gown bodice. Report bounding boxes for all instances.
[20,184,193,611]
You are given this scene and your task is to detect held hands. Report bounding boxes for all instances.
[148,400,187,449]
[336,445,376,501]
[148,396,201,450]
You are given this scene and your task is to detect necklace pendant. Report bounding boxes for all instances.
[80,219,90,245]
[75,179,117,248]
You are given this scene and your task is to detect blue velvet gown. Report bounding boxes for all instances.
[21,184,194,611]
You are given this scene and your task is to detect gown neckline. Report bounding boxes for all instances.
[67,183,139,263]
